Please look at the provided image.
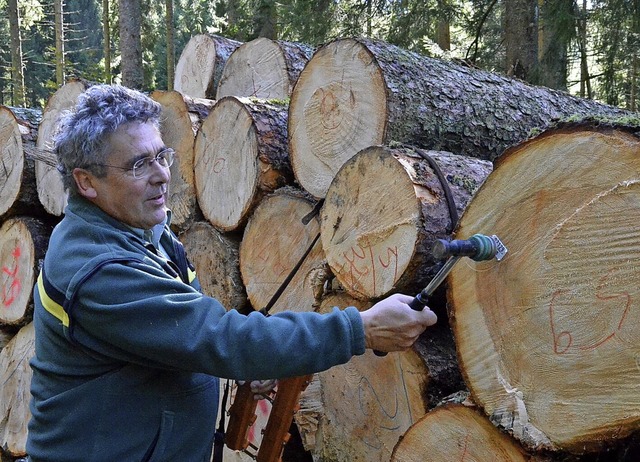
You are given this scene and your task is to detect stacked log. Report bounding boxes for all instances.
[391,403,530,462]
[0,323,34,458]
[174,34,242,99]
[288,37,631,198]
[239,188,325,315]
[150,90,216,231]
[216,38,314,99]
[448,119,640,455]
[295,292,430,462]
[320,145,492,301]
[0,107,46,220]
[193,96,293,232]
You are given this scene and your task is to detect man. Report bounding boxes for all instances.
[27,84,437,461]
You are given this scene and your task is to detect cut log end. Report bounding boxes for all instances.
[0,107,24,217]
[289,39,387,198]
[391,404,529,462]
[217,38,291,99]
[240,189,324,314]
[450,125,640,453]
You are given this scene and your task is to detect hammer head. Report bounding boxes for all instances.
[432,234,508,261]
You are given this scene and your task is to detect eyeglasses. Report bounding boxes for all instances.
[92,148,175,179]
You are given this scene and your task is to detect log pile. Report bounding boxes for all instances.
[1,34,639,462]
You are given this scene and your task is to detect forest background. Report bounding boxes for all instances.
[1,0,639,112]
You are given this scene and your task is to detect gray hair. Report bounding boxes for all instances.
[55,84,162,194]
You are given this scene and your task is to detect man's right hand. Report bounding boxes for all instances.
[359,293,437,353]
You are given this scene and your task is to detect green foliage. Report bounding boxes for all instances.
[4,0,639,109]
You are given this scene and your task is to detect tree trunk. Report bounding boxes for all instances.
[0,217,52,326]
[178,220,249,313]
[239,187,325,315]
[7,0,25,107]
[165,0,175,91]
[391,403,530,462]
[448,119,640,454]
[0,107,47,220]
[54,0,65,87]
[119,0,143,89]
[0,322,34,457]
[103,0,111,83]
[295,292,429,462]
[174,34,242,99]
[288,37,630,199]
[216,38,314,100]
[504,0,538,82]
[150,90,215,231]
[320,145,492,301]
[538,0,571,90]
[193,96,293,232]
[36,79,91,216]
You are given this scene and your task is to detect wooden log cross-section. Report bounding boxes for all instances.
[0,322,35,457]
[239,188,325,315]
[0,217,52,326]
[179,220,248,313]
[288,37,631,199]
[151,90,216,231]
[296,292,430,462]
[216,37,314,100]
[320,144,492,301]
[194,96,293,232]
[174,34,242,99]
[0,106,46,220]
[391,403,529,462]
[36,79,91,216]
[448,119,640,454]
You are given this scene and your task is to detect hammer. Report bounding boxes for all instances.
[374,233,507,357]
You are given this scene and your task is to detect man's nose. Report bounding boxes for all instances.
[149,158,171,182]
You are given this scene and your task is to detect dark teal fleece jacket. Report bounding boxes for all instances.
[27,196,365,462]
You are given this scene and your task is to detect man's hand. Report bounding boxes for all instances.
[360,293,437,353]
[237,379,278,400]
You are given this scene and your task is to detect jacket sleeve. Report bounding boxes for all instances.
[67,258,366,380]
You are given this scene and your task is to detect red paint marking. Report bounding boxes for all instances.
[2,245,22,307]
[549,267,632,354]
[549,289,572,354]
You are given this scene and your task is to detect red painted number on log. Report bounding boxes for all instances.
[549,268,630,354]
[2,246,22,307]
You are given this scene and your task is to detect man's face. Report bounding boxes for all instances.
[77,121,171,230]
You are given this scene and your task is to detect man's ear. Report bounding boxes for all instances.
[72,168,98,199]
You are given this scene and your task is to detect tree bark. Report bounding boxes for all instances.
[239,187,325,315]
[193,96,293,232]
[178,220,249,313]
[448,119,640,454]
[391,403,530,462]
[296,292,429,462]
[118,0,143,89]
[0,217,52,326]
[288,37,631,198]
[0,322,34,457]
[174,34,242,99]
[35,79,91,216]
[7,0,25,107]
[216,38,314,100]
[320,144,492,301]
[150,90,215,231]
